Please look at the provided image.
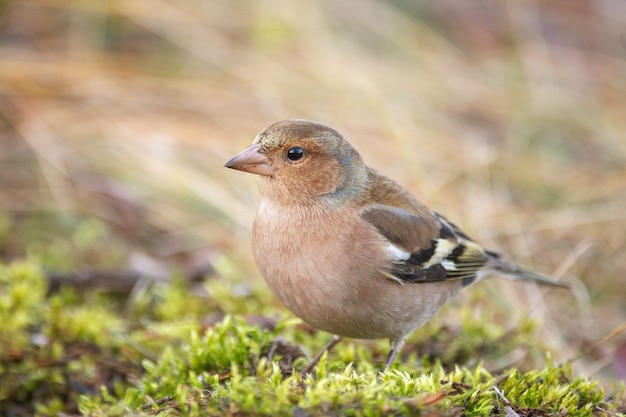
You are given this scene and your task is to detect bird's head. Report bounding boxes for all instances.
[225,119,368,205]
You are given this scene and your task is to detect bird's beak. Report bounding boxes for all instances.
[224,144,276,176]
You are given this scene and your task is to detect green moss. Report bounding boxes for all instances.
[500,366,606,415]
[0,260,47,351]
[0,259,142,415]
[81,317,620,417]
[0,257,622,416]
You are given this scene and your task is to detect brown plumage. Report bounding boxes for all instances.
[225,119,569,371]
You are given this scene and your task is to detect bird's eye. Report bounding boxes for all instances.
[287,146,305,161]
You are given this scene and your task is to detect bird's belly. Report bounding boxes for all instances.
[270,272,459,340]
[252,208,461,340]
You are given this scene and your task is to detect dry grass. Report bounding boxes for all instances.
[1,0,625,386]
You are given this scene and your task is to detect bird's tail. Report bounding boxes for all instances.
[484,251,571,288]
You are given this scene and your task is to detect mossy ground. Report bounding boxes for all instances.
[0,255,623,416]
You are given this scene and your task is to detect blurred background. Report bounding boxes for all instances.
[1,0,625,385]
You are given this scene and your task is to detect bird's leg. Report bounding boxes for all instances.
[384,338,406,370]
[300,335,343,375]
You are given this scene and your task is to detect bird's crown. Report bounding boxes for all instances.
[253,119,343,153]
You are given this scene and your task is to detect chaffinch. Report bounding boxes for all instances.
[225,119,569,372]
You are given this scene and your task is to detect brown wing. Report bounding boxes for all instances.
[360,170,569,288]
[357,168,489,284]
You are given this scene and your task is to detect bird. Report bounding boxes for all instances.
[224,119,569,373]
